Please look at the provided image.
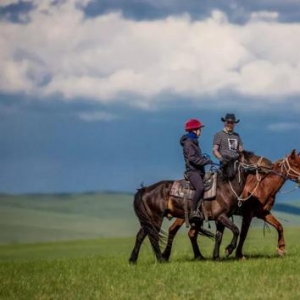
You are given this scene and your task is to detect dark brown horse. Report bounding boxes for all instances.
[162,149,300,261]
[129,151,272,263]
[235,149,300,258]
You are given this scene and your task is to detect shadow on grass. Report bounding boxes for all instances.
[170,253,286,263]
[127,251,293,266]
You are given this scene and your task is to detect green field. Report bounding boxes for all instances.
[1,230,300,299]
[1,193,300,299]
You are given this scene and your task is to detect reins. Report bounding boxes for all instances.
[229,153,300,202]
[228,157,268,206]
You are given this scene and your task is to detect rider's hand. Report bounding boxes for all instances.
[202,153,211,160]
[207,159,213,165]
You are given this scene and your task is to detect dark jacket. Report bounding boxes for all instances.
[180,134,210,174]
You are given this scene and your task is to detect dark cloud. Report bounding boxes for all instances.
[0,1,33,23]
[84,0,300,23]
[1,95,300,194]
[2,0,300,23]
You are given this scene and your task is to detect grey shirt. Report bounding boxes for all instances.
[213,130,243,160]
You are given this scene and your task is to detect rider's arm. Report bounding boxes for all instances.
[184,143,211,167]
[238,136,244,152]
[213,144,222,161]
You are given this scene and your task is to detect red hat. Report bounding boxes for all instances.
[185,119,205,131]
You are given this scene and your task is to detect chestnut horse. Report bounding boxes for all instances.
[235,149,300,258]
[129,151,272,263]
[162,149,300,261]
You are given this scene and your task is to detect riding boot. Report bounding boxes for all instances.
[198,199,204,220]
[189,200,204,223]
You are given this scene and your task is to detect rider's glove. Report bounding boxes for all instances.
[202,153,211,160]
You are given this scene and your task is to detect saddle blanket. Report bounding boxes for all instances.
[170,172,217,201]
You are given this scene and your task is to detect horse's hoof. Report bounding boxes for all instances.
[225,245,235,257]
[158,257,168,263]
[194,256,205,261]
[161,255,170,262]
[238,256,246,260]
[235,253,245,260]
[129,259,137,265]
[225,248,232,257]
[277,248,285,257]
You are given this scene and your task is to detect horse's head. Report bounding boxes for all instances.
[278,149,300,183]
[240,150,273,172]
[221,150,272,181]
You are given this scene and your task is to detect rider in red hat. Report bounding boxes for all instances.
[180,118,212,223]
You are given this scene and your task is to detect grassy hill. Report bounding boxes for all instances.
[0,192,299,245]
[0,192,138,244]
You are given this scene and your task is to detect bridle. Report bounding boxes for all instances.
[228,152,300,202]
[278,156,300,183]
[269,156,300,193]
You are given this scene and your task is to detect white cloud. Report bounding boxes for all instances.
[0,0,19,7]
[1,1,300,108]
[267,122,300,132]
[250,11,279,22]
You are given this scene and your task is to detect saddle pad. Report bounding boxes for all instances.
[170,172,217,201]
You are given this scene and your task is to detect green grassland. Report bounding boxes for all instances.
[1,230,300,299]
[1,193,300,299]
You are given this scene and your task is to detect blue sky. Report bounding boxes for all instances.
[1,0,300,199]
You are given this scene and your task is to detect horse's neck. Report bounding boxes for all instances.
[228,167,248,193]
[245,167,285,199]
[270,161,288,189]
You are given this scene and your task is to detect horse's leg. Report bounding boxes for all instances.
[235,207,255,259]
[129,227,147,264]
[257,211,285,257]
[188,223,205,260]
[213,221,225,260]
[146,215,166,263]
[217,214,240,257]
[162,218,184,261]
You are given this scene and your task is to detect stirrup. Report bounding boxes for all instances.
[189,210,203,221]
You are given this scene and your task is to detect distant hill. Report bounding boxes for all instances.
[0,193,299,245]
[0,192,138,245]
[274,202,300,215]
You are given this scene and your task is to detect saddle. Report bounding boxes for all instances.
[169,171,217,201]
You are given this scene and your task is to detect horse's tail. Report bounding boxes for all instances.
[133,188,162,254]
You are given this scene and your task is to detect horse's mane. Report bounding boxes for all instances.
[220,150,255,182]
[241,150,255,160]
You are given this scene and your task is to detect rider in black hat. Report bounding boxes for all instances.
[212,113,244,164]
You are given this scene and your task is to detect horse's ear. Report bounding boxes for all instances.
[290,149,296,158]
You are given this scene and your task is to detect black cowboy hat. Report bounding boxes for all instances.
[221,113,240,123]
